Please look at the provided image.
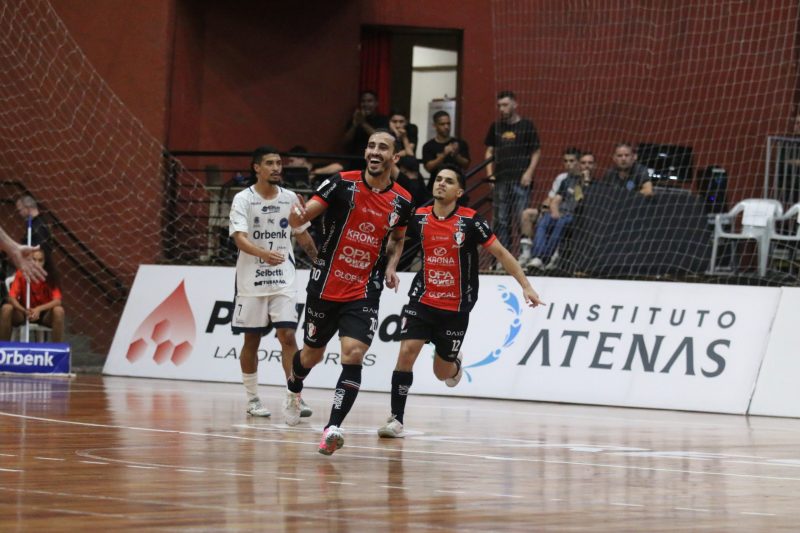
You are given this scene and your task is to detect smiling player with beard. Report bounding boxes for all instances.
[286,130,414,456]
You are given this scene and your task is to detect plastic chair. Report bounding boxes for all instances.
[708,199,783,277]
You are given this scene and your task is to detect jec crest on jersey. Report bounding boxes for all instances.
[454,231,465,247]
[388,211,400,228]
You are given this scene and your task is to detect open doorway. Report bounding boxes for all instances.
[360,26,462,174]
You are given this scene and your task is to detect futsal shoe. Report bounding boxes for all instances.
[283,391,301,426]
[527,257,544,270]
[318,425,344,456]
[299,395,313,418]
[445,352,464,387]
[377,415,405,438]
[246,398,271,417]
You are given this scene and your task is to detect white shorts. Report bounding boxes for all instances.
[231,292,299,333]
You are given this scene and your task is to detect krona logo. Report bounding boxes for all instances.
[126,280,197,366]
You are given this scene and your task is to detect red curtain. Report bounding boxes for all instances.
[359,28,392,115]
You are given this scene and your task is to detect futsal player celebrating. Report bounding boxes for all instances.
[287,130,414,455]
[229,146,318,418]
[377,164,543,438]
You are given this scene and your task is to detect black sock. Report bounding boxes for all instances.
[287,350,310,393]
[390,370,413,424]
[326,363,362,428]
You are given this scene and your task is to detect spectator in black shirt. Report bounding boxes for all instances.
[343,90,389,170]
[484,90,542,260]
[15,195,51,252]
[389,110,418,159]
[422,110,470,193]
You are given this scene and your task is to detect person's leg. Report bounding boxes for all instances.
[510,184,532,256]
[532,213,553,258]
[239,332,271,416]
[46,305,64,343]
[0,303,14,340]
[518,208,538,264]
[492,181,512,250]
[275,327,312,418]
[543,214,573,260]
[392,340,425,418]
[318,300,377,455]
[431,311,469,386]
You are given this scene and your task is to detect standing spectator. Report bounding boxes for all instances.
[0,227,46,282]
[484,90,542,265]
[15,195,51,252]
[376,165,542,438]
[343,90,389,170]
[229,146,318,419]
[0,247,64,342]
[602,143,653,196]
[388,110,418,159]
[422,110,471,190]
[518,147,582,265]
[285,130,413,456]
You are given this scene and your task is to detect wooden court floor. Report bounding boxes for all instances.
[2,375,800,531]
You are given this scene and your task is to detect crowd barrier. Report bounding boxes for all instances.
[103,266,798,417]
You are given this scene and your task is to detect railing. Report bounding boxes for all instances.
[161,149,496,271]
[0,180,128,304]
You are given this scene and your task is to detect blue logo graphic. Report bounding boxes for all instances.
[463,285,523,382]
[279,217,289,228]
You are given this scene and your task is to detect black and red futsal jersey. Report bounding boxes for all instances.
[408,205,496,313]
[307,170,413,302]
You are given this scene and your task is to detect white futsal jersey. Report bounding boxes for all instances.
[229,186,309,297]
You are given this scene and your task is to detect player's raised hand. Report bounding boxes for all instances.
[523,287,543,308]
[289,200,307,227]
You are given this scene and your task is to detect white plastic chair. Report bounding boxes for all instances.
[708,199,783,277]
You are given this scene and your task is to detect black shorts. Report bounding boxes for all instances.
[303,295,379,349]
[399,302,469,362]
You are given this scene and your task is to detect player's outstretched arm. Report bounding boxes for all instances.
[384,228,406,292]
[486,239,543,307]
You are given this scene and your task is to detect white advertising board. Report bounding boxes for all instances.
[105,266,779,414]
[748,288,800,417]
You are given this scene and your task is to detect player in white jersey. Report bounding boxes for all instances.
[229,146,318,418]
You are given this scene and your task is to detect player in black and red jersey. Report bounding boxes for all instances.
[285,130,414,455]
[377,164,543,438]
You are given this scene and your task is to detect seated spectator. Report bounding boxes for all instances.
[343,90,389,170]
[389,110,418,158]
[284,145,343,189]
[528,154,590,270]
[422,110,470,191]
[0,248,64,342]
[602,142,653,196]
[518,147,582,265]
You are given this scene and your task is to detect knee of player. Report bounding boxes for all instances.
[276,328,298,348]
[51,305,65,319]
[341,346,367,364]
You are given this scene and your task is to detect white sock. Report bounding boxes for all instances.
[243,372,259,401]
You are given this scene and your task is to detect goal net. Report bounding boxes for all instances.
[0,0,207,361]
[487,0,800,285]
